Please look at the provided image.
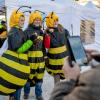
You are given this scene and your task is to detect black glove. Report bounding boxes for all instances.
[30,33,38,41]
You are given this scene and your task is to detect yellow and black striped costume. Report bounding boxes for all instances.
[46,28,69,79]
[0,27,30,95]
[24,25,45,84]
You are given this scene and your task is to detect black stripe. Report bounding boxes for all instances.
[29,76,43,83]
[37,68,45,73]
[48,51,70,59]
[32,77,43,82]
[30,69,36,74]
[29,47,43,51]
[0,62,29,79]
[47,71,65,79]
[60,73,65,79]
[2,53,29,66]
[0,77,22,89]
[28,57,44,63]
[30,68,45,74]
[47,64,63,70]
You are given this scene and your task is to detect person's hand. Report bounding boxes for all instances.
[85,49,97,53]
[49,29,54,33]
[62,57,80,81]
[91,51,100,57]
[85,49,96,61]
[85,49,100,61]
[91,51,100,62]
[34,38,41,45]
[30,32,38,41]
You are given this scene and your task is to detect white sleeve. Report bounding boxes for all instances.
[0,38,8,56]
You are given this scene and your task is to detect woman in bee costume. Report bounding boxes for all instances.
[45,12,70,84]
[24,11,45,100]
[0,10,34,96]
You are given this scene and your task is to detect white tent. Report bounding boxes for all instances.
[62,0,100,50]
[5,0,100,50]
[56,1,100,36]
[83,1,100,50]
[5,0,67,30]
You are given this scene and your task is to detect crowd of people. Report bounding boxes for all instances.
[0,9,100,100]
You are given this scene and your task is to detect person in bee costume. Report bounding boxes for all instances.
[45,12,70,84]
[24,11,45,100]
[0,10,35,99]
[0,23,7,48]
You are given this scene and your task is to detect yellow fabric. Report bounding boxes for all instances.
[0,31,7,38]
[29,74,35,79]
[0,57,30,73]
[48,45,67,54]
[36,73,45,79]
[0,50,30,95]
[5,50,28,60]
[37,36,43,40]
[49,57,66,65]
[46,12,59,28]
[29,11,42,24]
[0,69,27,86]
[46,67,64,74]
[46,68,65,79]
[0,85,16,94]
[28,51,43,58]
[9,10,24,28]
[29,62,45,80]
[29,73,44,80]
[28,47,45,80]
[29,62,45,69]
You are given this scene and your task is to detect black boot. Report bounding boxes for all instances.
[23,94,29,99]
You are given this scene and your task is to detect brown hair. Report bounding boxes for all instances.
[58,24,65,33]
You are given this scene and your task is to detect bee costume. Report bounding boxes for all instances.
[0,10,33,95]
[45,12,69,79]
[24,11,45,84]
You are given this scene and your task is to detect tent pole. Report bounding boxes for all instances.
[71,24,73,36]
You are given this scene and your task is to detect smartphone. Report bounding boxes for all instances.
[67,36,88,67]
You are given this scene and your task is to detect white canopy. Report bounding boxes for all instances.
[5,0,100,50]
[55,1,100,48]
[5,0,66,30]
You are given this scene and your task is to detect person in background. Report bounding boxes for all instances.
[1,20,7,29]
[50,49,100,100]
[24,11,46,100]
[0,21,7,48]
[45,12,70,85]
